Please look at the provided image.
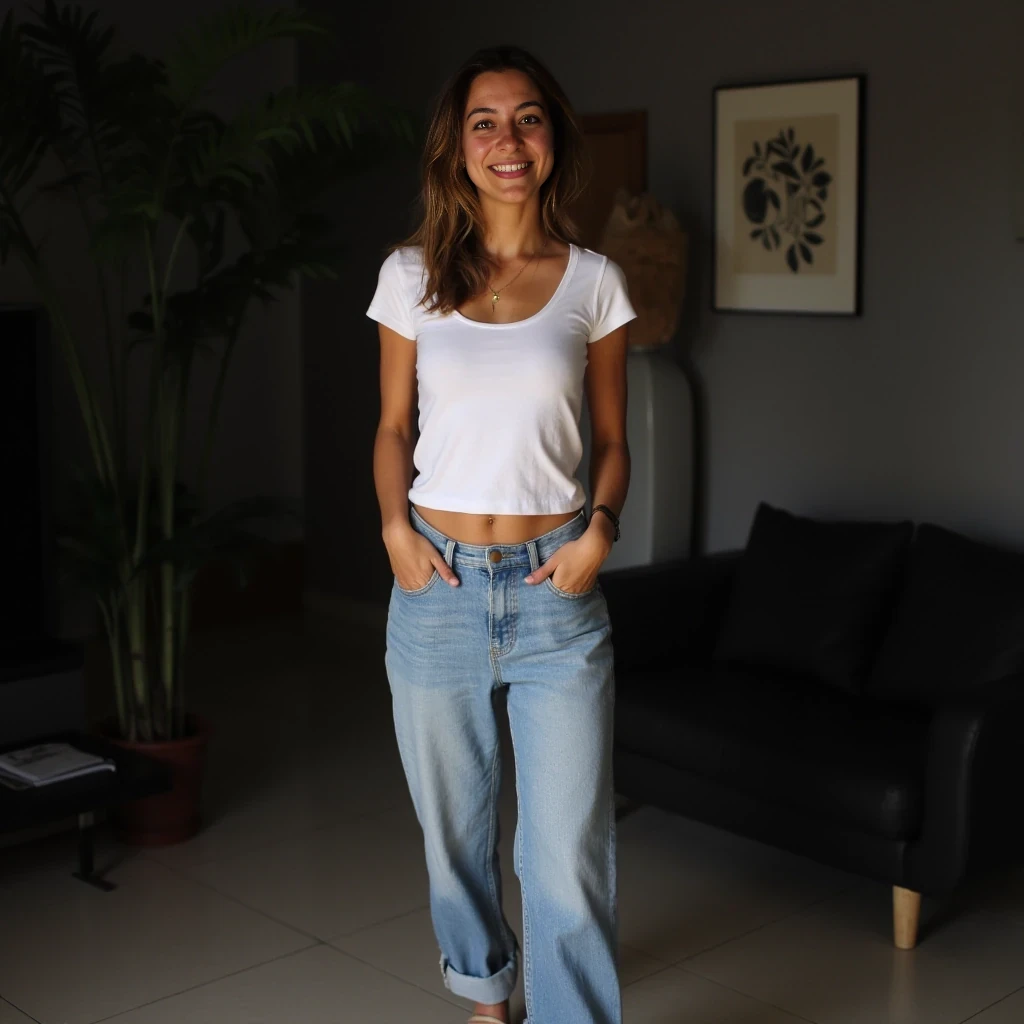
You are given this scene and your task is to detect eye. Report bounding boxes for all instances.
[471,114,543,130]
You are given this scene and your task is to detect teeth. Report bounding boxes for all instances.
[491,162,529,172]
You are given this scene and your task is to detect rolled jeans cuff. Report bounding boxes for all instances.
[440,950,518,1003]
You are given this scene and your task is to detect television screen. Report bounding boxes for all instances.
[0,306,51,652]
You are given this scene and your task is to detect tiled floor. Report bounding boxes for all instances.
[2,611,1023,1023]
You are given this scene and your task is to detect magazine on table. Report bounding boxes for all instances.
[0,742,117,789]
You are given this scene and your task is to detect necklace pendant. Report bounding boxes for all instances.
[491,292,500,305]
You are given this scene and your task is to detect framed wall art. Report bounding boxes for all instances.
[713,74,865,316]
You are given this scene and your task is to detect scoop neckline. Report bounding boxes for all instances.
[451,243,578,329]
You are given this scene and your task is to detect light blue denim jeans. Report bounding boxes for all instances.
[385,505,620,1024]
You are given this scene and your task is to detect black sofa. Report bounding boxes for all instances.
[600,502,1024,948]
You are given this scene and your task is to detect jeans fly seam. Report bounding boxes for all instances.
[496,576,518,657]
[490,572,518,658]
[489,649,504,688]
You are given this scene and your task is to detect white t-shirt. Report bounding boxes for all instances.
[366,242,637,515]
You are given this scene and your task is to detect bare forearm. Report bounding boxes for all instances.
[374,426,415,537]
[588,440,630,547]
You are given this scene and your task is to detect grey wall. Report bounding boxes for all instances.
[1,0,303,636]
[303,0,1024,605]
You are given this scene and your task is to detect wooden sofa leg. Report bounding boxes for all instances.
[893,886,921,949]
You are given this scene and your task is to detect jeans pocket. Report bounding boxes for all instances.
[544,575,599,600]
[395,569,441,597]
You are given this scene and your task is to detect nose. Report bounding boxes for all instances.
[496,121,524,151]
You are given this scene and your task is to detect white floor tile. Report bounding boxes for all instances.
[624,964,815,1023]
[615,806,857,962]
[184,805,431,940]
[964,987,1024,1023]
[334,906,668,1022]
[684,880,1024,1024]
[144,741,411,872]
[0,1000,37,1024]
[619,943,675,989]
[96,943,465,1023]
[330,907,455,1003]
[0,855,313,1024]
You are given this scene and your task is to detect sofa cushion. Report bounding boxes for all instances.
[713,503,914,693]
[866,524,1024,701]
[615,664,929,840]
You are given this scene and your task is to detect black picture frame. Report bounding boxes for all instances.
[712,73,866,316]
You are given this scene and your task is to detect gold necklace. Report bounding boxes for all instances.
[488,238,548,314]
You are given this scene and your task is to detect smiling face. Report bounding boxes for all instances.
[461,69,555,205]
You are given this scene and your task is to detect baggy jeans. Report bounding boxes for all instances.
[384,505,621,1024]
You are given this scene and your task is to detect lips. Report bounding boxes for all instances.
[489,161,532,179]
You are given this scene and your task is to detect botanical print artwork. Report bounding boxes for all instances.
[714,75,862,314]
[732,113,839,276]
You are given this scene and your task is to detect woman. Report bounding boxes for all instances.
[367,44,635,1024]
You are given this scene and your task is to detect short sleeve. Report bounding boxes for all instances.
[366,249,416,341]
[589,256,637,344]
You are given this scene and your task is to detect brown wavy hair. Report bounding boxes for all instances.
[390,45,588,316]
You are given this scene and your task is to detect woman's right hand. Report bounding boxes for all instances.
[383,522,459,590]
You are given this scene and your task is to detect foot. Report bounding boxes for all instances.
[470,1000,509,1023]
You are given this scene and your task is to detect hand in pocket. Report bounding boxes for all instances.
[386,528,458,590]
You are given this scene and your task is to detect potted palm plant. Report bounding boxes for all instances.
[0,1,415,843]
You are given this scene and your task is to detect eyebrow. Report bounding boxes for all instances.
[465,100,545,121]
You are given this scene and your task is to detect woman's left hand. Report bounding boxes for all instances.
[524,523,614,593]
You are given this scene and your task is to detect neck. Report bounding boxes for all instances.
[478,195,547,261]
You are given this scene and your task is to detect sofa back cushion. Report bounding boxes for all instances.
[713,503,913,693]
[866,523,1024,701]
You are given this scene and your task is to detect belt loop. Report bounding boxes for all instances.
[526,539,539,573]
[444,538,456,568]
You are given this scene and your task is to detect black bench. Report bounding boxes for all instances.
[0,731,173,890]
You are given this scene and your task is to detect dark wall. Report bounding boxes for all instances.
[302,0,1024,605]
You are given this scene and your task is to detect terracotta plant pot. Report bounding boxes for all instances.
[98,713,211,846]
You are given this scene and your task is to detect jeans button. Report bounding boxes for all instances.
[489,550,502,563]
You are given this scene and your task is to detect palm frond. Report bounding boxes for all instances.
[18,0,114,138]
[135,495,302,589]
[17,1,169,198]
[264,118,419,214]
[124,217,342,366]
[56,471,202,595]
[177,82,412,196]
[163,5,330,108]
[0,9,64,261]
[88,182,162,263]
[53,469,126,598]
[127,282,232,365]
